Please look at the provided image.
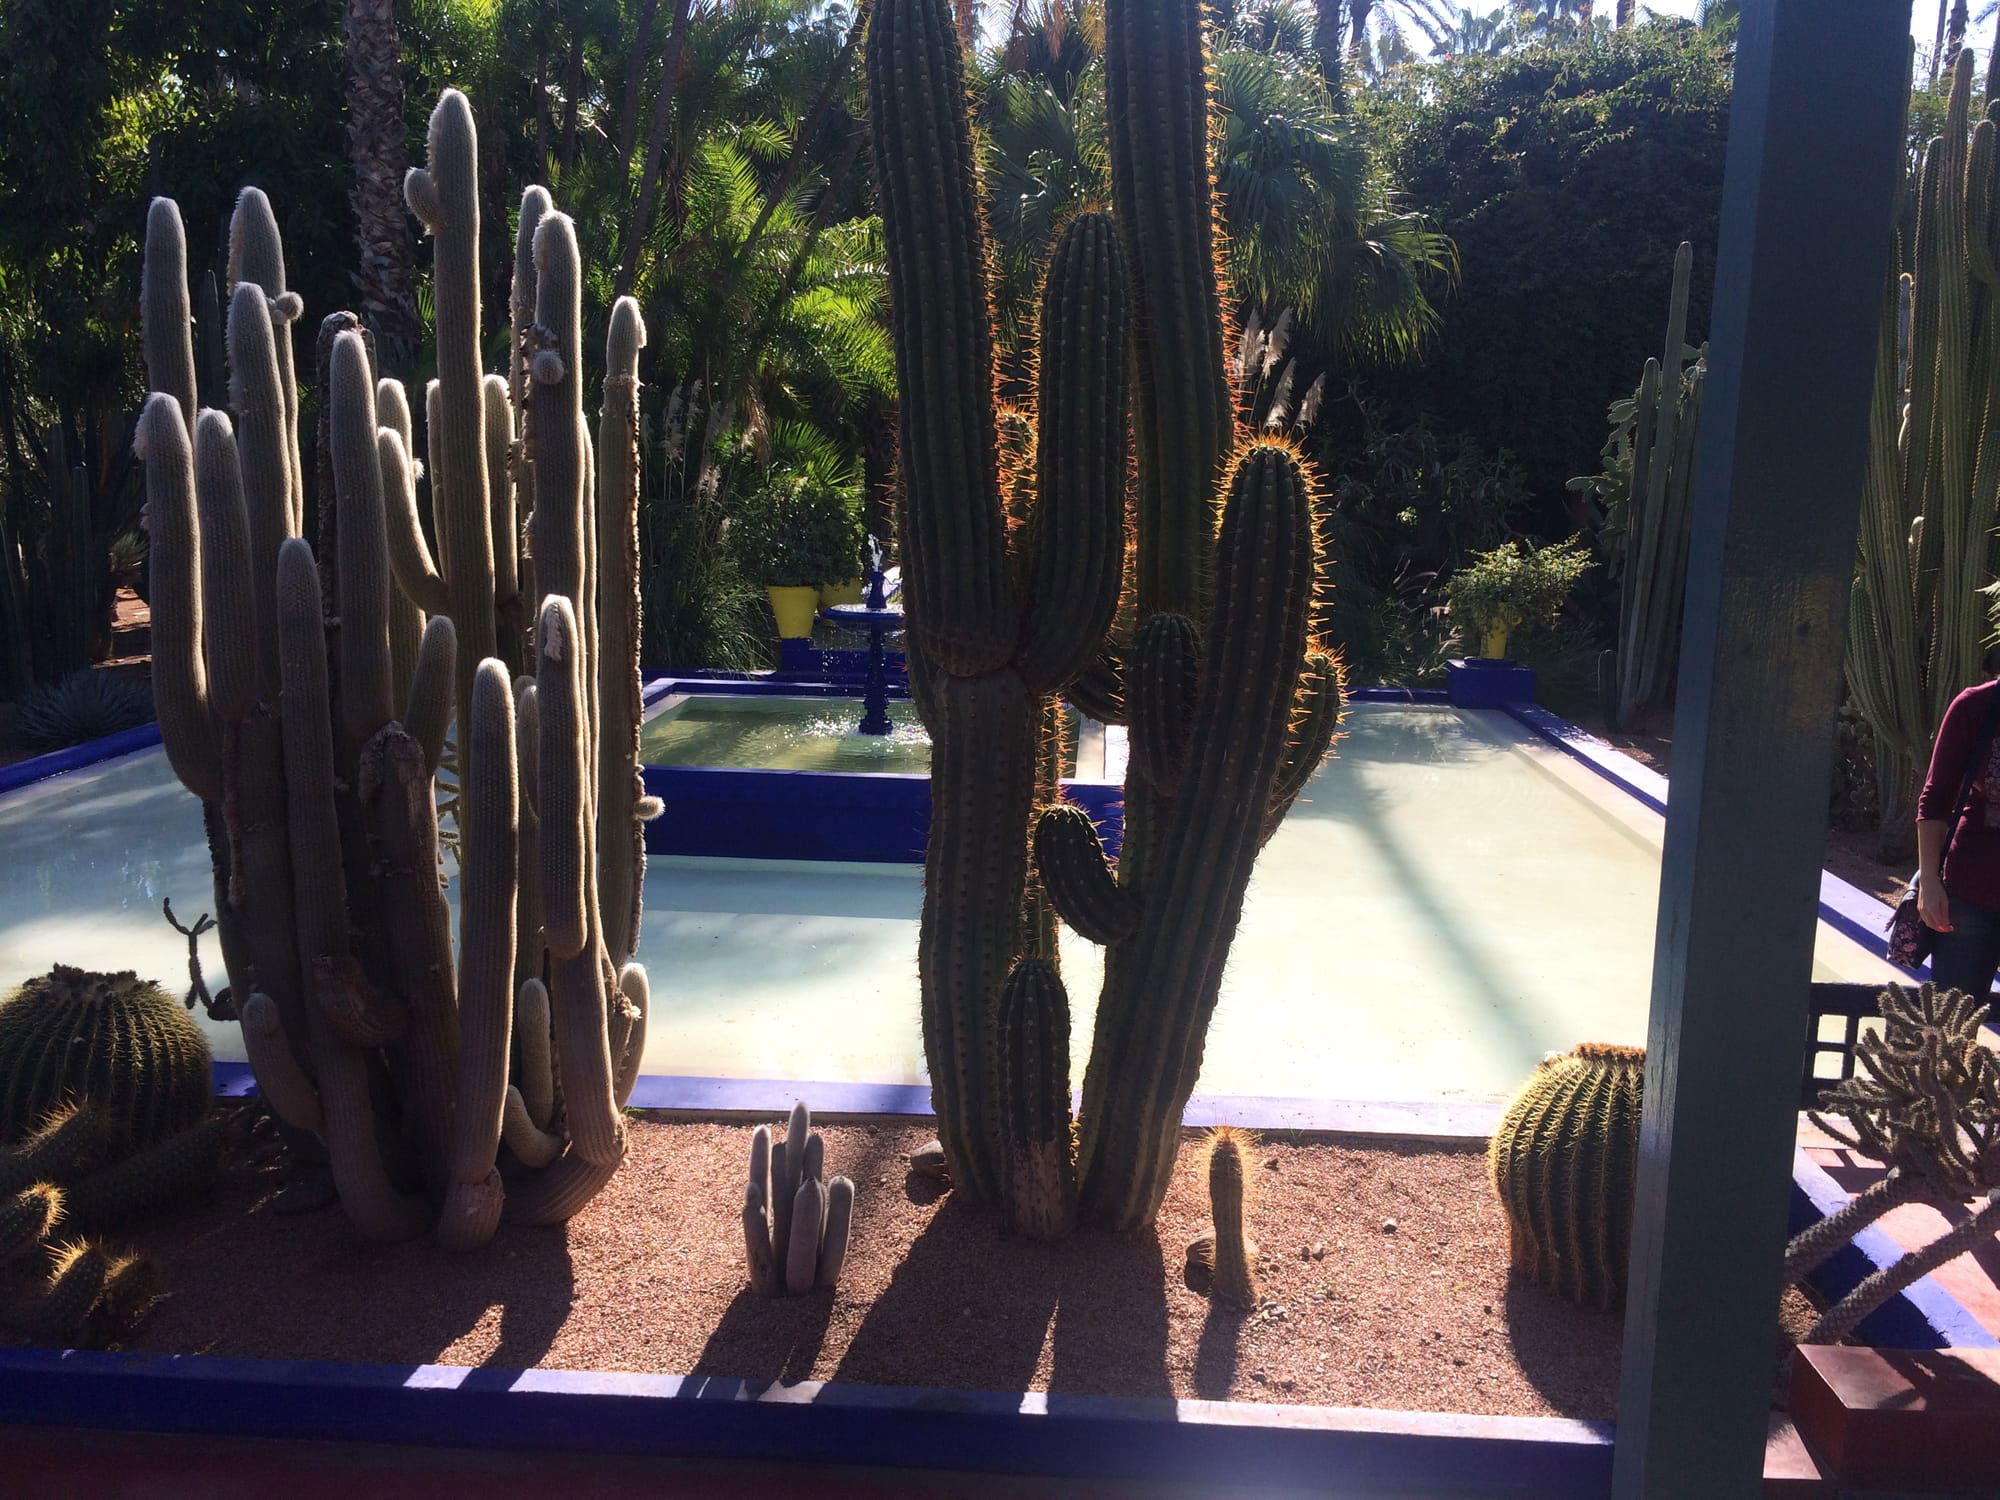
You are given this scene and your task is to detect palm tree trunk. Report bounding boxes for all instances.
[734,1,872,262]
[559,23,584,178]
[1314,0,1343,82]
[954,0,978,49]
[863,394,897,557]
[1932,0,1950,86]
[1947,0,1970,75]
[1348,0,1374,60]
[341,0,421,370]
[532,0,553,184]
[616,0,662,167]
[1617,0,1635,26]
[615,0,697,300]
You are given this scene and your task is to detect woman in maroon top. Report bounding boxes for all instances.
[1917,672,2000,995]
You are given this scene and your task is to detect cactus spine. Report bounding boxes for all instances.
[1488,1043,1644,1313]
[140,88,656,1246]
[869,0,1343,1229]
[742,1102,854,1295]
[1850,49,2000,845]
[0,1184,63,1262]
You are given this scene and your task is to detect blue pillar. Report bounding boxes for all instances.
[1612,4,1907,1495]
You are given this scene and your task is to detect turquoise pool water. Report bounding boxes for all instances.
[0,702,1904,1105]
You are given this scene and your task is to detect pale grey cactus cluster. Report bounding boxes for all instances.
[139,89,658,1248]
[743,1101,855,1295]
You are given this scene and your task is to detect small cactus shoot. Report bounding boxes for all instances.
[1185,1127,1260,1312]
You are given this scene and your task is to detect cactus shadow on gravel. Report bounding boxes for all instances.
[1045,1226,1173,1402]
[688,1287,837,1388]
[828,1197,1060,1394]
[1499,1274,1625,1418]
[124,1159,580,1376]
[1189,1302,1248,1402]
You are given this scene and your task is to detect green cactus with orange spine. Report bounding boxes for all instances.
[868,0,1344,1230]
[870,0,1131,1201]
[1488,1043,1645,1312]
[1186,1127,1260,1311]
[998,960,1075,1240]
[139,89,656,1247]
[0,1183,63,1262]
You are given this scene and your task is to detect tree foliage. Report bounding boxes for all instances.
[1359,22,1732,519]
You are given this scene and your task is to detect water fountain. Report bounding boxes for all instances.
[633,542,1121,860]
[824,538,903,755]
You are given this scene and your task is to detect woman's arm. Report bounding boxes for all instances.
[1918,818,1951,931]
[1915,685,1991,932]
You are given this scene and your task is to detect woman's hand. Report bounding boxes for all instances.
[1919,872,1952,933]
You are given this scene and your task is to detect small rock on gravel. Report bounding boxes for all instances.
[909,1140,948,1177]
[1381,1218,1398,1234]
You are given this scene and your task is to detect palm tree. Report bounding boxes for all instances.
[1616,0,1635,25]
[1434,7,1516,57]
[342,0,421,368]
[979,14,1451,370]
[616,0,696,299]
[1347,0,1454,67]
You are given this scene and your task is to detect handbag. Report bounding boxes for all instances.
[1888,686,2000,970]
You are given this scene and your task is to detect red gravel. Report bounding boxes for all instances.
[21,1115,1645,1419]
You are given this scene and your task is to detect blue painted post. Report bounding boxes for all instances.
[1612,5,1907,1497]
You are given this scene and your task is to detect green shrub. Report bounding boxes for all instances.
[1444,536,1592,659]
[728,466,864,589]
[12,669,155,753]
[1360,25,1732,514]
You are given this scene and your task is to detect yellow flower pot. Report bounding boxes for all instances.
[820,577,866,607]
[1481,623,1512,661]
[767,585,821,640]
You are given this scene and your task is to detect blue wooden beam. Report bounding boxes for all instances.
[1612,4,1909,1496]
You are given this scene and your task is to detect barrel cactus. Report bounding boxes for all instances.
[0,968,223,1230]
[742,1101,855,1296]
[1488,1043,1645,1312]
[138,87,657,1247]
[868,0,1344,1230]
[0,967,210,1158]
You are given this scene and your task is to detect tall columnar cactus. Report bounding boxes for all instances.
[140,88,657,1246]
[870,0,1128,1206]
[1592,241,1704,730]
[1850,49,2000,849]
[1488,1043,1644,1313]
[869,0,1344,1230]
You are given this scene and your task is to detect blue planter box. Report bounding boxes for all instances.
[1445,657,1537,709]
